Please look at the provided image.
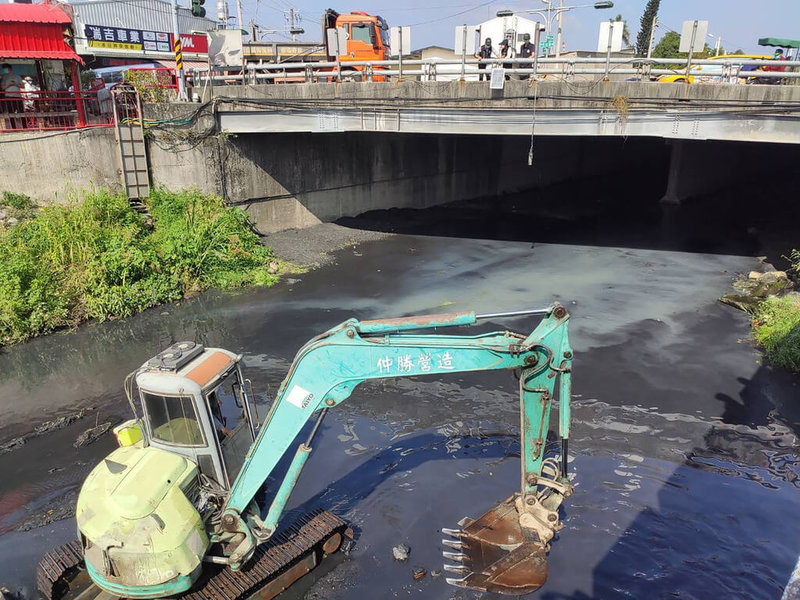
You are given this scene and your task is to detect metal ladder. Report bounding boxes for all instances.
[112,89,150,200]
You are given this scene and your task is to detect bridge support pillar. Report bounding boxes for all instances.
[661,140,688,205]
[661,139,762,206]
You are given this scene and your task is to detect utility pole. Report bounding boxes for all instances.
[236,0,244,36]
[555,0,563,57]
[715,36,722,56]
[645,15,657,59]
[289,8,297,41]
[170,0,187,100]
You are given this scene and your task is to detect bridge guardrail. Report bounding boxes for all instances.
[187,57,800,87]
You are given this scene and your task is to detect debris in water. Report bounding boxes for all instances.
[392,543,410,562]
[0,437,26,455]
[0,585,22,599]
[412,567,426,580]
[74,422,112,448]
[35,409,89,435]
[16,489,78,532]
[430,569,441,578]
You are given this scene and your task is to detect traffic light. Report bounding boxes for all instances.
[191,0,205,18]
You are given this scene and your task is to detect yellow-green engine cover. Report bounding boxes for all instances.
[76,445,209,589]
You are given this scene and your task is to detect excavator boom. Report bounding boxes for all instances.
[218,303,573,595]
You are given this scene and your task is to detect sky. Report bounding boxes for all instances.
[228,0,800,55]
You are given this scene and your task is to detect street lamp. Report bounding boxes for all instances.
[499,1,612,57]
[708,32,722,56]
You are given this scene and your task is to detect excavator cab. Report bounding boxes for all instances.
[134,341,260,489]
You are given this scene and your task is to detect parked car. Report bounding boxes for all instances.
[657,54,772,84]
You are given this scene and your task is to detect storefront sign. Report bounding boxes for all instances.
[84,25,208,54]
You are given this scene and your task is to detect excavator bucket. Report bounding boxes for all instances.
[442,496,549,595]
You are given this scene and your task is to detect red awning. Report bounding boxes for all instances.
[0,3,72,24]
[0,3,82,62]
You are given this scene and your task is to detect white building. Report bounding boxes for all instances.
[473,14,541,55]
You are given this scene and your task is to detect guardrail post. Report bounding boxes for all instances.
[366,64,374,82]
[305,65,313,83]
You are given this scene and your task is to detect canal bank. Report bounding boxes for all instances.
[0,176,798,599]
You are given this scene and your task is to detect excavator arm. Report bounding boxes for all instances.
[218,303,573,592]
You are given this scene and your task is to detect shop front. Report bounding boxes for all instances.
[0,2,110,131]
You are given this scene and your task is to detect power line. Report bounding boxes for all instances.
[407,0,494,27]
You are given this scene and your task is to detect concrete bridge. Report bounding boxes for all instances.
[3,79,800,232]
[210,80,800,146]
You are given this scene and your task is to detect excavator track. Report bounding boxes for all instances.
[37,510,350,600]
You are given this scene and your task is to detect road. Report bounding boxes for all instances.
[0,182,798,599]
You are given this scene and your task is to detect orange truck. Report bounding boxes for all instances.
[322,9,391,80]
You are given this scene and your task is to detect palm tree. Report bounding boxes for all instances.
[611,14,631,48]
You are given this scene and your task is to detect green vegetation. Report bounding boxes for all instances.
[635,0,660,57]
[752,294,800,373]
[0,189,278,346]
[123,69,172,103]
[652,31,733,62]
[2,191,35,212]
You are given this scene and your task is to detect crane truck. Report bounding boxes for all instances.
[37,303,574,599]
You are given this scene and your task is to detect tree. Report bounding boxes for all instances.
[636,0,661,57]
[651,30,679,59]
[611,14,631,48]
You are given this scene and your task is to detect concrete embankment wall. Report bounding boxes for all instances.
[0,128,120,202]
[147,130,667,233]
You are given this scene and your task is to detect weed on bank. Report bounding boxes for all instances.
[0,189,277,345]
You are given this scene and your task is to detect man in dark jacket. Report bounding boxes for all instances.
[475,38,494,81]
[519,33,535,80]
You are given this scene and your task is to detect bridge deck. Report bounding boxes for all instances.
[194,80,800,145]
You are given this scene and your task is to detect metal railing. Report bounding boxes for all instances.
[187,57,800,87]
[0,90,116,133]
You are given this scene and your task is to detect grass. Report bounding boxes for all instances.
[0,189,278,346]
[752,294,800,373]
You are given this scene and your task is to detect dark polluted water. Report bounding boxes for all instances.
[0,183,799,600]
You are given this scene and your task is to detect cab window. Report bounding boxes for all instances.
[143,392,205,446]
[350,23,372,44]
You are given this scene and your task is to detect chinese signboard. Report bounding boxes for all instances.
[84,25,208,54]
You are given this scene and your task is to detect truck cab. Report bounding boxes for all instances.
[322,9,390,79]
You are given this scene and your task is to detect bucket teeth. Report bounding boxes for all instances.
[443,564,469,574]
[442,551,468,562]
[441,527,463,538]
[441,539,463,550]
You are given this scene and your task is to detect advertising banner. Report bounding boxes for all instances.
[84,25,208,54]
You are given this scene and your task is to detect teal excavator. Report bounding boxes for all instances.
[38,304,574,600]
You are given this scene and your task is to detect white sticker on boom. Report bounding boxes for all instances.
[286,384,313,409]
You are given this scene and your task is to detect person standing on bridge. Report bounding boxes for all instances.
[476,38,495,81]
[519,33,535,81]
[499,38,513,79]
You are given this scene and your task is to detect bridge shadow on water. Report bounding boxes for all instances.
[336,168,800,269]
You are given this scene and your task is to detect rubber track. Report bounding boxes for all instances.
[37,539,83,600]
[36,509,347,600]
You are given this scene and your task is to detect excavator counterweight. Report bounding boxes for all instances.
[37,303,574,600]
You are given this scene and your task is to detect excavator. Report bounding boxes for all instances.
[37,303,574,600]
